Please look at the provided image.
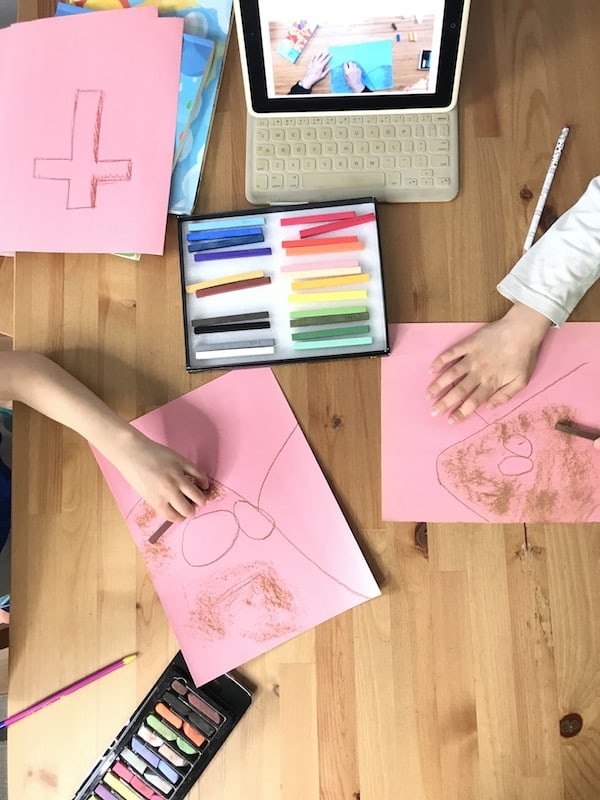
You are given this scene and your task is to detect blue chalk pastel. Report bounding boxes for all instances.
[187,216,266,232]
[187,226,263,242]
[187,233,265,252]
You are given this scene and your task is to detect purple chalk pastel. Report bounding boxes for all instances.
[193,246,272,262]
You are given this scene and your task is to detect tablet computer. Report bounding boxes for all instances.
[234,0,471,115]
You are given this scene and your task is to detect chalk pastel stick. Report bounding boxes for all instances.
[104,771,144,800]
[288,290,368,303]
[291,273,370,291]
[195,276,272,297]
[193,320,271,334]
[195,345,275,359]
[194,247,272,262]
[280,211,356,226]
[284,242,365,256]
[280,259,359,274]
[187,226,264,242]
[282,235,358,249]
[187,233,264,252]
[290,305,367,319]
[92,785,116,800]
[293,336,373,350]
[299,212,376,238]
[292,325,370,341]
[190,311,270,327]
[188,216,266,231]
[283,266,363,280]
[186,270,264,293]
[290,312,370,327]
[196,337,275,351]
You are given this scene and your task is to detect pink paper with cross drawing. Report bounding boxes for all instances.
[382,322,600,523]
[0,8,182,254]
[94,368,380,686]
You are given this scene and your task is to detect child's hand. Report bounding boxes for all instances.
[114,432,209,522]
[426,303,552,423]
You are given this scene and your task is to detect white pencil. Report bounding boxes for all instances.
[523,125,570,252]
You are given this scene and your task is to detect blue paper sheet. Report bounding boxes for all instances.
[328,40,393,93]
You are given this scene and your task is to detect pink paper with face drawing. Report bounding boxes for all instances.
[382,322,600,523]
[94,368,380,685]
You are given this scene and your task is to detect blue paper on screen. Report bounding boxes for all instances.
[328,40,393,94]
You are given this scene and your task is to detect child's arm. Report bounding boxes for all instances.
[497,176,600,325]
[0,351,209,521]
[427,176,600,422]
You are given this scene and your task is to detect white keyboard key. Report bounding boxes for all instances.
[302,172,385,190]
[254,174,268,190]
[429,139,450,152]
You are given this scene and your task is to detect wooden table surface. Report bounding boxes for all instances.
[9,1,600,799]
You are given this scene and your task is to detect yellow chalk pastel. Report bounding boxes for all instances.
[288,290,368,303]
[291,273,369,291]
[185,270,264,293]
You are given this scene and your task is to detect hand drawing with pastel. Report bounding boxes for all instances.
[125,422,371,647]
[94,369,380,686]
[33,90,133,209]
[382,322,600,524]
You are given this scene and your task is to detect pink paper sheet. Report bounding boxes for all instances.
[94,368,380,685]
[382,322,600,523]
[0,8,181,254]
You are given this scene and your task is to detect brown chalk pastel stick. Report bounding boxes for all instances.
[149,520,172,544]
[195,276,271,298]
[555,420,600,441]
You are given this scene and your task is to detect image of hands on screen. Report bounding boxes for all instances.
[258,2,445,98]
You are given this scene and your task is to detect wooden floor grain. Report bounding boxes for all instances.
[8,1,600,799]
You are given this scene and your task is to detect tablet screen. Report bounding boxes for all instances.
[235,0,469,114]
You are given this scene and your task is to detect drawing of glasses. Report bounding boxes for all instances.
[125,479,277,565]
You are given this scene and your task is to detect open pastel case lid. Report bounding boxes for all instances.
[177,197,390,372]
[71,651,252,800]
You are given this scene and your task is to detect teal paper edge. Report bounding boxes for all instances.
[167,1,233,215]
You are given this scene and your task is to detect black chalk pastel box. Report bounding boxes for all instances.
[177,197,390,371]
[72,651,252,800]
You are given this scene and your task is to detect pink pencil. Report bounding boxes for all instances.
[0,652,138,729]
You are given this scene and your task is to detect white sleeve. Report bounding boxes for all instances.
[497,176,600,325]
